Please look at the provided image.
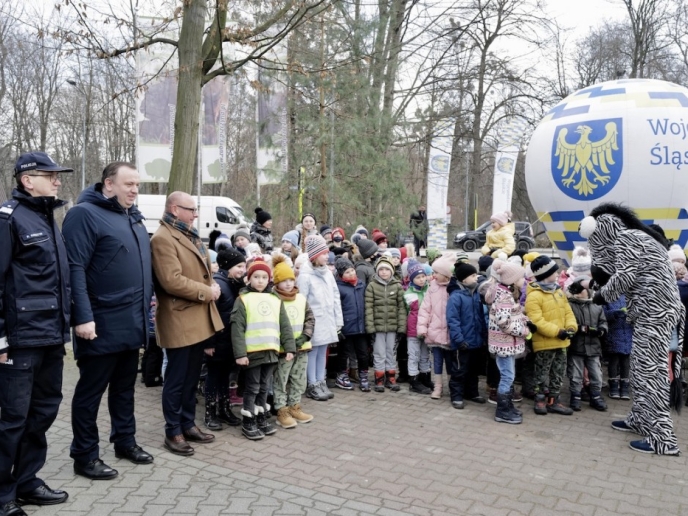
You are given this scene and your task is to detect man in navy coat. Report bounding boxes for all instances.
[62,162,154,480]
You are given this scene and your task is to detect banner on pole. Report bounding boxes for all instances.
[491,118,527,214]
[135,17,180,183]
[201,75,231,184]
[256,36,288,186]
[426,120,454,249]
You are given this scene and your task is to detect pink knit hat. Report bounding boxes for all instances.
[492,259,525,286]
[490,211,511,227]
[431,257,454,279]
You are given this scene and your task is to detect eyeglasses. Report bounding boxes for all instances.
[28,172,60,183]
[175,205,199,214]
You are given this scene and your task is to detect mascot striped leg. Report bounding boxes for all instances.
[625,319,678,454]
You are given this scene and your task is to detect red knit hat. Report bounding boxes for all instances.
[247,257,272,280]
[332,227,346,241]
[371,228,387,245]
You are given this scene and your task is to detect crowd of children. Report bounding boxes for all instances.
[167,209,645,443]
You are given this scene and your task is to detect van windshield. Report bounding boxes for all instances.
[230,206,251,225]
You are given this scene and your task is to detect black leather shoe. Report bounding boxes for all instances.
[17,485,68,506]
[73,459,118,480]
[115,445,154,464]
[183,426,215,443]
[0,501,27,516]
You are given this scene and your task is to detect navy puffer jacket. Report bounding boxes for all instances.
[62,184,153,359]
[336,277,366,336]
[446,278,487,350]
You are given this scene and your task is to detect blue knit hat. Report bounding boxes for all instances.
[281,230,300,248]
[407,260,425,283]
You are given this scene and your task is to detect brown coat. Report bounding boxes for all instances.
[151,221,223,348]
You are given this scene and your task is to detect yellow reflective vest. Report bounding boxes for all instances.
[282,294,311,352]
[240,292,282,353]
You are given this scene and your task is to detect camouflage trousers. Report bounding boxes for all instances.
[273,351,308,409]
[533,347,567,396]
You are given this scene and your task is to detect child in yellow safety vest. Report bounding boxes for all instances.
[231,258,296,440]
[271,254,317,429]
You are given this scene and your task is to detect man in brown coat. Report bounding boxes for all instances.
[151,192,224,456]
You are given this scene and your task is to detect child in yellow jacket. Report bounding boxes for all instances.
[525,256,577,416]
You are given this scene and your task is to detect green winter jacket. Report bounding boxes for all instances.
[365,274,407,334]
[230,285,296,368]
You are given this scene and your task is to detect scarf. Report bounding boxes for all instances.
[163,212,207,259]
[273,285,299,301]
[536,281,559,292]
[343,277,358,286]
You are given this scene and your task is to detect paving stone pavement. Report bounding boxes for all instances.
[28,351,688,515]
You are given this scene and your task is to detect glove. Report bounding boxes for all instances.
[566,330,576,339]
[592,292,606,305]
[568,280,585,295]
[557,329,570,340]
[458,341,469,351]
[526,321,538,334]
[578,325,589,334]
[337,332,346,344]
[295,335,308,347]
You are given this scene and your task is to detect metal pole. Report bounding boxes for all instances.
[197,97,203,233]
[464,147,469,231]
[329,108,334,226]
[80,100,86,191]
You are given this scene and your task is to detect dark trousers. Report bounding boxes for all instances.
[487,355,500,389]
[205,359,233,403]
[162,342,205,438]
[608,353,631,379]
[396,334,409,379]
[0,345,64,503]
[447,348,481,402]
[243,363,276,414]
[339,334,370,371]
[70,349,139,464]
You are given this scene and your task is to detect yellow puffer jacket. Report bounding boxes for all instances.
[524,282,577,352]
[481,223,516,257]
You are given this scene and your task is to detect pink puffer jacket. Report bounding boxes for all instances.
[416,278,450,347]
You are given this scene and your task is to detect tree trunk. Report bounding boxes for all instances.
[168,0,207,194]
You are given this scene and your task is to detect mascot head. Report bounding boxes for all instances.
[579,203,668,278]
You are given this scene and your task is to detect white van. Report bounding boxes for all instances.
[137,195,251,239]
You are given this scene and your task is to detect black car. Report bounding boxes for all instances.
[453,221,535,252]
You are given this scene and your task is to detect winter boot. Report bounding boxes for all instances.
[419,372,435,390]
[546,395,574,415]
[533,393,547,415]
[276,407,297,429]
[359,369,371,392]
[241,409,264,440]
[495,393,522,424]
[580,384,591,402]
[321,380,335,399]
[204,400,223,431]
[217,395,242,426]
[569,391,581,411]
[511,385,523,402]
[488,388,498,405]
[374,371,385,393]
[229,386,243,406]
[335,372,353,390]
[608,378,620,399]
[288,404,313,423]
[409,375,432,394]
[385,371,401,392]
[431,374,443,399]
[589,391,608,411]
[508,393,522,417]
[306,382,329,402]
[256,406,276,436]
[349,368,360,384]
[619,379,631,400]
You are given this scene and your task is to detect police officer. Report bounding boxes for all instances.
[0,152,73,516]
[62,162,154,480]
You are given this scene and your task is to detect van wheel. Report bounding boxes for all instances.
[517,240,532,251]
[462,240,477,252]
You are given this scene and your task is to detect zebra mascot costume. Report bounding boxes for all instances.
[579,203,683,456]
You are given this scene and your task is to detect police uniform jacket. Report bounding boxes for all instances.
[151,220,223,349]
[62,184,153,359]
[0,189,71,348]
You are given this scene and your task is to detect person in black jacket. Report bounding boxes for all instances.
[204,249,247,430]
[0,152,73,516]
[62,162,154,480]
